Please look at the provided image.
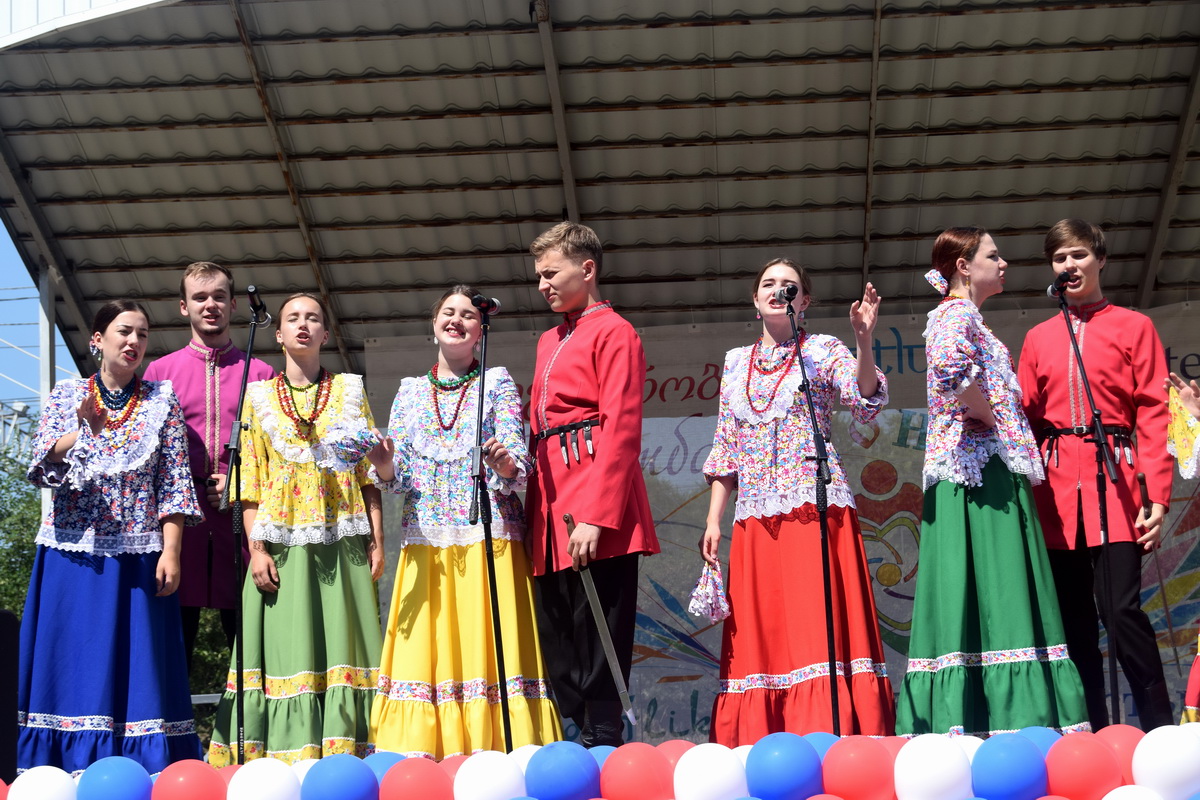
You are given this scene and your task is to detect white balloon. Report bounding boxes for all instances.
[1180,722,1200,742]
[9,765,77,800]
[508,743,542,774]
[1102,786,1166,800]
[955,735,985,763]
[733,744,754,767]
[227,757,300,800]
[1132,725,1200,800]
[894,733,973,800]
[454,750,526,800]
[674,742,748,800]
[291,758,320,784]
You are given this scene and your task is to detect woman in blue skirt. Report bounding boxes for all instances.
[19,299,204,775]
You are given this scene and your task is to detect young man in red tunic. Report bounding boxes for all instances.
[1017,219,1173,730]
[143,262,274,669]
[525,222,660,747]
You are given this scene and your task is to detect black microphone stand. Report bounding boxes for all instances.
[784,303,841,736]
[467,304,514,752]
[1053,286,1123,726]
[223,296,271,764]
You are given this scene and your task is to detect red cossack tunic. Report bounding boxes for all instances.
[1017,301,1171,550]
[525,302,660,575]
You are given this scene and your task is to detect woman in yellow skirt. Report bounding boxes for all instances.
[1167,371,1200,723]
[370,284,562,758]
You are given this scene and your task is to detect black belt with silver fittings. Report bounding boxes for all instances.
[533,418,599,465]
[1041,424,1134,467]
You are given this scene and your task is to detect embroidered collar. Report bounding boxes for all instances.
[1067,298,1110,321]
[186,340,236,361]
[562,300,613,328]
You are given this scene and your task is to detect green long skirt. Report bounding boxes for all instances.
[895,456,1090,736]
[208,536,382,764]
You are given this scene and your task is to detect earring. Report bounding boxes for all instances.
[89,341,102,362]
[755,311,761,320]
[964,274,971,288]
[798,310,806,321]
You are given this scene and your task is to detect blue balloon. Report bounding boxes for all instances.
[802,730,840,761]
[77,756,152,800]
[301,753,379,800]
[588,744,616,768]
[1015,725,1062,758]
[747,732,823,800]
[363,751,407,784]
[524,740,601,800]
[971,733,1047,800]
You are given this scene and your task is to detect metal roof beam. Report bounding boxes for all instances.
[226,0,351,372]
[1137,42,1200,309]
[862,0,882,287]
[533,0,579,222]
[0,128,91,376]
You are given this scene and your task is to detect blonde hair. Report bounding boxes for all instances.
[530,222,604,277]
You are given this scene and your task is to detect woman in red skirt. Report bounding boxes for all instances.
[700,258,895,745]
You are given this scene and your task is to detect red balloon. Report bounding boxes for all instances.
[879,737,908,762]
[1045,731,1123,800]
[823,736,895,800]
[811,795,848,800]
[601,742,674,800]
[0,779,7,800]
[381,756,454,800]
[1094,724,1145,785]
[218,764,241,785]
[656,738,696,770]
[152,759,226,800]
[1037,796,1072,800]
[439,753,469,780]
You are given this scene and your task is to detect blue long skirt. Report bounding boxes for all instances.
[17,545,202,775]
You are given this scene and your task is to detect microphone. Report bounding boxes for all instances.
[1046,271,1072,298]
[471,295,501,314]
[772,285,799,304]
[246,285,271,323]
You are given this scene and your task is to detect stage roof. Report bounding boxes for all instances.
[0,0,1198,375]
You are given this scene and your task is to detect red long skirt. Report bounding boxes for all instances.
[710,503,895,745]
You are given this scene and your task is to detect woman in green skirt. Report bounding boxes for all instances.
[895,227,1089,736]
[209,292,392,764]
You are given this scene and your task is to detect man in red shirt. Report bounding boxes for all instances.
[525,222,660,747]
[1018,219,1173,730]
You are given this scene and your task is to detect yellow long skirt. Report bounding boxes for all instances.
[370,537,563,758]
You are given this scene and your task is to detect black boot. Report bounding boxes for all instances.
[1133,679,1175,731]
[581,700,625,748]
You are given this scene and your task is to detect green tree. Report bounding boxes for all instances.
[0,460,39,616]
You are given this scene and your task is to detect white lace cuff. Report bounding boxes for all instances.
[250,513,372,546]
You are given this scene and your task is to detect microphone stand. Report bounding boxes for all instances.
[223,301,271,764]
[467,306,514,752]
[784,303,841,736]
[1053,286,1122,726]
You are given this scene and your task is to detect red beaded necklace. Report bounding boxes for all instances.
[430,362,477,431]
[745,334,804,415]
[89,374,143,430]
[275,369,332,436]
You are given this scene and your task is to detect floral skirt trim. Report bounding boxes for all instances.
[900,720,1093,738]
[225,665,379,697]
[375,675,554,705]
[19,711,195,737]
[719,658,888,694]
[905,644,1070,673]
[208,737,374,766]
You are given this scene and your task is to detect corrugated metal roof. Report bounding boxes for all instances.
[0,0,1197,373]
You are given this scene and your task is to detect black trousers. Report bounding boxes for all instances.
[534,554,640,725]
[180,606,237,674]
[1047,529,1172,730]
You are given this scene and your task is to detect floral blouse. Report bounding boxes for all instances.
[1167,391,1199,480]
[703,334,888,522]
[381,366,530,548]
[241,372,378,546]
[28,378,202,556]
[924,298,1043,489]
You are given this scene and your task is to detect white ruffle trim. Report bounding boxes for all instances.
[394,370,504,462]
[399,521,525,549]
[723,338,831,426]
[923,442,1045,490]
[925,304,1021,400]
[64,381,174,489]
[36,526,163,557]
[734,484,856,522]
[250,513,371,546]
[250,375,375,472]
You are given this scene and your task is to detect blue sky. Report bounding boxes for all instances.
[0,233,77,414]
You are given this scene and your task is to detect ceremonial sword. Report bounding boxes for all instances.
[563,513,637,726]
[1138,472,1183,677]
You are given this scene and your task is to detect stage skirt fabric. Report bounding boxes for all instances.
[18,545,201,775]
[896,455,1090,736]
[208,535,382,765]
[370,537,563,758]
[1184,638,1200,723]
[711,503,895,746]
